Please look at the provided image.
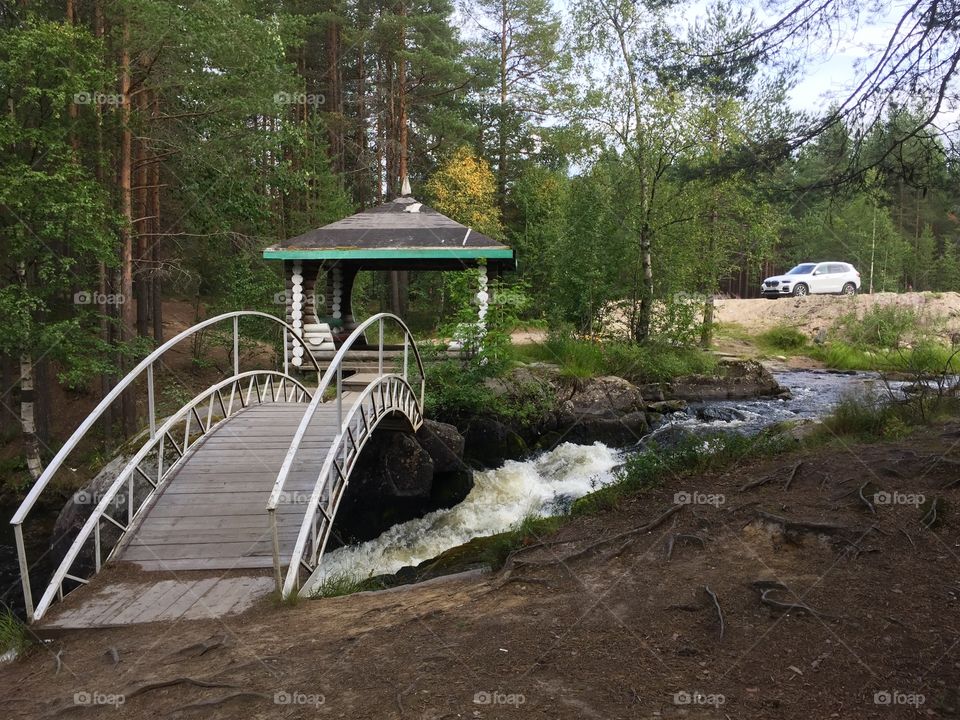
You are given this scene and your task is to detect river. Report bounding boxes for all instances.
[312,369,895,588]
[0,369,900,609]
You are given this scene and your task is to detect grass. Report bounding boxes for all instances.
[0,609,32,658]
[807,341,960,373]
[510,332,716,383]
[757,325,808,352]
[310,571,386,598]
[571,431,792,516]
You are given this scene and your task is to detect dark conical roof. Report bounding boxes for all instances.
[264,196,514,270]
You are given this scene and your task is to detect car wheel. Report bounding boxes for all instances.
[842,282,856,296]
[792,284,808,297]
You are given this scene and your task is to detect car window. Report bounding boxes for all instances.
[828,264,844,273]
[813,264,830,274]
[788,264,816,275]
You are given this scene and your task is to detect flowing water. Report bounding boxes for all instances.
[0,368,902,607]
[313,369,896,588]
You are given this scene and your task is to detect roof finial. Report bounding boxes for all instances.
[401,175,412,197]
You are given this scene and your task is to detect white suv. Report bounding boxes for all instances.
[761,262,861,298]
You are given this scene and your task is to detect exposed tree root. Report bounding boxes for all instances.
[171,691,269,712]
[494,505,684,587]
[664,533,705,562]
[163,635,231,663]
[704,585,724,641]
[858,482,877,514]
[122,677,240,700]
[755,510,862,537]
[783,462,804,491]
[751,580,832,617]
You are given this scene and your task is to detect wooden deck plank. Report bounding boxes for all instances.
[44,392,375,626]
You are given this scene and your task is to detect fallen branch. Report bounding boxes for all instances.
[704,585,724,641]
[740,473,778,492]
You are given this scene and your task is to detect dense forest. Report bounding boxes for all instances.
[1,0,958,472]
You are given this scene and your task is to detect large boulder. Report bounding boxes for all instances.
[464,417,528,467]
[333,431,435,545]
[666,360,783,401]
[333,422,475,545]
[416,420,474,510]
[552,376,648,447]
[558,375,646,419]
[559,410,650,447]
[416,420,466,473]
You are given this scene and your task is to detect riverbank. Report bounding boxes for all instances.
[2,415,959,718]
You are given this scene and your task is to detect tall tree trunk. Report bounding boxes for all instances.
[119,16,137,435]
[135,92,150,338]
[497,0,508,210]
[16,262,43,480]
[150,92,163,342]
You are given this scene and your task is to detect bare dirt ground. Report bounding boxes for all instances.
[4,424,960,718]
[716,291,960,338]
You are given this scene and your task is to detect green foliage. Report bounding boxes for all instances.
[758,325,808,351]
[422,357,555,425]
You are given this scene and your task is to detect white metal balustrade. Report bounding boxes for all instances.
[267,313,426,598]
[11,311,320,622]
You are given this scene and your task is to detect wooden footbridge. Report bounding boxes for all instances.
[9,312,425,627]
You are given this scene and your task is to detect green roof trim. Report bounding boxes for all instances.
[263,247,514,261]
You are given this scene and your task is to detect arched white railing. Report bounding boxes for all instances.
[11,311,320,622]
[266,313,426,597]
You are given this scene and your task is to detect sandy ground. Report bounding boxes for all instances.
[715,291,960,337]
[4,424,960,718]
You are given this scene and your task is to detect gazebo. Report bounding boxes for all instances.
[263,180,515,368]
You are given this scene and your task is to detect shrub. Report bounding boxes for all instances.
[758,325,808,351]
[836,305,921,348]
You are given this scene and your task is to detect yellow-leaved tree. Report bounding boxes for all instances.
[424,147,504,240]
